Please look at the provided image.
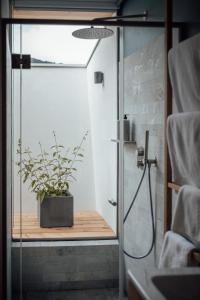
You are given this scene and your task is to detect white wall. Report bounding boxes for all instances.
[87,32,117,232]
[13,67,95,214]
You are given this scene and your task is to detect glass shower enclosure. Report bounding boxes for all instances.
[4,20,119,299]
[3,18,169,300]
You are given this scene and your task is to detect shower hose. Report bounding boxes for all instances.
[123,161,155,259]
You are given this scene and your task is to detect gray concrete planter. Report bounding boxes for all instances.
[40,193,73,228]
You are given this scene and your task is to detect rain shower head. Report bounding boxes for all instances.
[72,26,114,40]
[72,11,148,40]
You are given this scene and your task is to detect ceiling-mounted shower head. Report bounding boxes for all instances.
[72,11,148,40]
[72,26,114,40]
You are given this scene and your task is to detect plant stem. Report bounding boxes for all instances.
[27,151,46,191]
[39,142,51,178]
[65,131,88,181]
[53,131,62,187]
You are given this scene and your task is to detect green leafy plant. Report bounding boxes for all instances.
[17,131,88,202]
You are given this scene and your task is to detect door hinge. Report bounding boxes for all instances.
[12,54,31,69]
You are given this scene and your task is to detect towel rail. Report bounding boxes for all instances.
[164,0,200,267]
[168,182,180,193]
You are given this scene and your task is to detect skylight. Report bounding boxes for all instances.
[13,25,99,66]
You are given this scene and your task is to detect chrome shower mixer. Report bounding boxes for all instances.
[136,131,157,168]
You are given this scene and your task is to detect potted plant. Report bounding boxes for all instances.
[17,131,88,228]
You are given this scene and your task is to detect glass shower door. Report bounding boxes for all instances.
[12,23,118,242]
[11,22,119,300]
[120,25,165,298]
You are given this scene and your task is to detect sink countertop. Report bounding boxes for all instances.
[128,267,200,300]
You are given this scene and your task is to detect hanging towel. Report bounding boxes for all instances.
[171,185,200,244]
[167,111,200,187]
[168,33,200,113]
[159,231,196,268]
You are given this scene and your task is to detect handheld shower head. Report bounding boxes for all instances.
[145,130,157,166]
[144,130,149,163]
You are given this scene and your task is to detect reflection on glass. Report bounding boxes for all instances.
[14,25,99,65]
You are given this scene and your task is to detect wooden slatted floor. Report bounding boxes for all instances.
[13,211,116,240]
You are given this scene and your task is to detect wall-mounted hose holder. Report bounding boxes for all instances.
[108,199,117,206]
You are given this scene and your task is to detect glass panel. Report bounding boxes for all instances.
[11,23,118,300]
[15,25,99,65]
[6,23,13,300]
[12,23,24,300]
[121,26,165,296]
[12,24,118,241]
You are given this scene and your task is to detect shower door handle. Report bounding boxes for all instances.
[108,199,117,206]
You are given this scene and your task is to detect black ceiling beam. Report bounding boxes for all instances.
[2,17,184,28]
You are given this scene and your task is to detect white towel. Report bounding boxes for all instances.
[167,112,200,187]
[159,231,195,269]
[171,185,200,244]
[168,33,200,113]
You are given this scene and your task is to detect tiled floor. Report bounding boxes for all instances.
[14,288,119,300]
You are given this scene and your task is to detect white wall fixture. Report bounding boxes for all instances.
[94,71,104,84]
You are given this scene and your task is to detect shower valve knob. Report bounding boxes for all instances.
[137,146,145,168]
